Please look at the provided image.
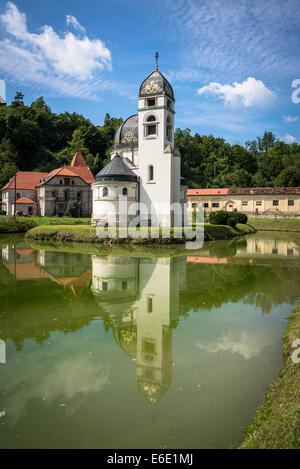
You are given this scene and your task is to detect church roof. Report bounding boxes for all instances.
[139,69,174,99]
[95,154,138,183]
[114,115,138,149]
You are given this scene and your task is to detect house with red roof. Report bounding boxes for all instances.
[1,152,94,217]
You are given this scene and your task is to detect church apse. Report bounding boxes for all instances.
[91,254,186,407]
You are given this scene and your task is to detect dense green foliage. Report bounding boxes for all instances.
[208,210,247,227]
[232,212,248,224]
[175,129,300,188]
[0,93,122,188]
[208,210,229,225]
[64,200,81,218]
[0,93,299,190]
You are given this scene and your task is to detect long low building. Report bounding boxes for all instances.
[187,187,300,215]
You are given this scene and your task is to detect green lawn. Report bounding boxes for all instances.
[0,215,91,233]
[249,218,300,232]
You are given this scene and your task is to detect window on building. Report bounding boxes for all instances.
[60,180,63,185]
[142,338,155,354]
[148,165,154,182]
[145,115,157,137]
[122,281,127,290]
[203,202,209,208]
[147,125,156,136]
[272,248,278,254]
[288,199,294,206]
[242,201,248,206]
[65,178,70,185]
[167,99,172,110]
[102,281,108,291]
[122,187,128,196]
[143,367,155,379]
[166,116,172,140]
[192,203,197,209]
[147,297,153,313]
[256,201,262,206]
[287,248,294,255]
[147,98,156,107]
[77,192,81,200]
[71,180,74,185]
[212,203,219,208]
[273,200,279,206]
[16,193,20,199]
[64,190,70,201]
[103,187,108,197]
[52,191,56,197]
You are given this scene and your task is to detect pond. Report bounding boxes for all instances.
[0,232,299,449]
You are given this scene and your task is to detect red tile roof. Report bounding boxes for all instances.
[15,196,36,204]
[1,171,48,191]
[187,188,229,196]
[187,187,300,196]
[36,153,94,186]
[71,152,88,167]
[1,154,94,191]
[229,187,300,195]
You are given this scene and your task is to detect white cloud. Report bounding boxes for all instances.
[282,115,298,123]
[278,133,298,143]
[196,331,270,360]
[66,15,86,34]
[197,77,276,108]
[0,2,117,99]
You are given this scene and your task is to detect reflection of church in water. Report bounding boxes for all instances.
[91,255,186,406]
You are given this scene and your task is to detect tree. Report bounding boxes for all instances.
[257,131,276,153]
[64,200,81,217]
[11,92,24,107]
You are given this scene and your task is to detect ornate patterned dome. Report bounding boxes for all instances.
[114,115,138,150]
[139,69,174,99]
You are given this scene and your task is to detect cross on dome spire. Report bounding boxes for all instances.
[155,52,159,70]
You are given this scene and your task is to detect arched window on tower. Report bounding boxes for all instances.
[122,187,128,196]
[102,187,108,197]
[148,165,154,182]
[145,115,158,137]
[166,115,172,141]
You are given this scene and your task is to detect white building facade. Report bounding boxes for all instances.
[92,67,187,227]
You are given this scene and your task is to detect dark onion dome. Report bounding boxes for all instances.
[95,154,138,183]
[114,115,138,149]
[139,69,174,99]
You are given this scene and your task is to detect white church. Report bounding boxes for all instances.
[91,61,187,227]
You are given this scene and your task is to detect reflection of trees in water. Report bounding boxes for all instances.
[0,277,102,349]
[180,264,300,315]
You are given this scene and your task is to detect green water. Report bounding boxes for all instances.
[0,232,299,449]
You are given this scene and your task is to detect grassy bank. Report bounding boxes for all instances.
[249,218,300,232]
[0,216,91,233]
[25,223,255,245]
[0,216,37,233]
[240,305,300,449]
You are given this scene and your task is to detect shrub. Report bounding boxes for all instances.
[226,216,237,227]
[64,200,81,218]
[232,212,248,224]
[209,210,229,225]
[0,209,6,215]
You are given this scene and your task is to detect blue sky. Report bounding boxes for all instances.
[0,0,299,145]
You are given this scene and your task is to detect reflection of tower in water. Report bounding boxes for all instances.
[91,255,186,407]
